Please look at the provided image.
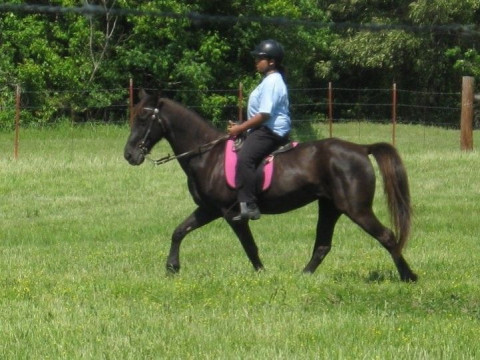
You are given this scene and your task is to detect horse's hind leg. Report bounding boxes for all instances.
[303,200,341,274]
[166,207,220,274]
[350,210,417,282]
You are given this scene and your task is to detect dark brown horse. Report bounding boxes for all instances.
[124,91,417,282]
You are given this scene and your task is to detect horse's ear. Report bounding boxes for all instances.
[156,97,164,109]
[138,88,148,100]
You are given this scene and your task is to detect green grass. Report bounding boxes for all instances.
[1,123,479,359]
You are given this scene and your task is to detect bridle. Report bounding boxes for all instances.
[137,107,167,156]
[138,106,229,165]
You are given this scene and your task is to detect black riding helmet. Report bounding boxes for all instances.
[250,39,284,64]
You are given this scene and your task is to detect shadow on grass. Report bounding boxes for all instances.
[365,270,399,283]
[330,269,399,283]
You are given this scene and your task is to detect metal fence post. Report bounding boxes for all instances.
[328,82,333,138]
[14,85,20,160]
[129,78,134,127]
[392,83,397,146]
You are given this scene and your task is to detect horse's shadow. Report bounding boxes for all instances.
[365,270,399,283]
[331,269,399,283]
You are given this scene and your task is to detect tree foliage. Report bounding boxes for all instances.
[0,0,479,127]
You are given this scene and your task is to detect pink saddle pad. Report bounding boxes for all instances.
[225,139,296,192]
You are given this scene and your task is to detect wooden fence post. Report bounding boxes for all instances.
[460,76,474,151]
[328,82,333,137]
[392,83,397,146]
[14,85,20,160]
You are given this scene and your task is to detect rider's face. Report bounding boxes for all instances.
[255,56,274,74]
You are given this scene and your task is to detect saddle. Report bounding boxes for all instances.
[224,138,298,192]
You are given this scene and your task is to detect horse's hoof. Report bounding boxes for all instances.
[166,263,180,274]
[401,272,418,282]
[254,266,265,272]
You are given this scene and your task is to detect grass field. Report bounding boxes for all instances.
[1,123,479,359]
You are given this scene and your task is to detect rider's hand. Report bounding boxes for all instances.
[227,121,242,136]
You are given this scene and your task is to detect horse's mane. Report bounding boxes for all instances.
[158,97,223,138]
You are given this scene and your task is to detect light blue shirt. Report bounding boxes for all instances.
[247,72,291,137]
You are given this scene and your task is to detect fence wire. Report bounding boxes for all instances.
[0,85,467,130]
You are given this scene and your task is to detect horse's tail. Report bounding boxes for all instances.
[367,143,411,254]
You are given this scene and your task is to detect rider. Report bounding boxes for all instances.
[228,39,291,221]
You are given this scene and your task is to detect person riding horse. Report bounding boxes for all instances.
[228,39,291,221]
[124,48,418,282]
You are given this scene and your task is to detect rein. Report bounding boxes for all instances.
[146,135,229,165]
[140,106,229,166]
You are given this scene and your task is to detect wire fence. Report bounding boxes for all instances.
[2,82,478,159]
[1,3,477,134]
[1,83,467,127]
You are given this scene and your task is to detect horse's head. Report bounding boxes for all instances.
[124,90,168,165]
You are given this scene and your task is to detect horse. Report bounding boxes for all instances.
[124,90,418,282]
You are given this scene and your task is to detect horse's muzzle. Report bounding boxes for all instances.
[124,147,145,165]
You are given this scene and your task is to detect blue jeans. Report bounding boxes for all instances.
[235,126,288,203]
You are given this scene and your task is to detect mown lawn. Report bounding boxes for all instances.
[0,123,479,359]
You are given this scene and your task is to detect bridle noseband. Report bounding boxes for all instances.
[136,106,229,166]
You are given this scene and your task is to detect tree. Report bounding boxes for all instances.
[0,0,478,128]
[312,0,480,123]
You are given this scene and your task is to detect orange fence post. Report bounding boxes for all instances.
[392,83,397,146]
[238,82,243,123]
[129,78,134,127]
[328,82,333,138]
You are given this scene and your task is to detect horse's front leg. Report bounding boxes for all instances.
[226,218,264,271]
[166,207,220,274]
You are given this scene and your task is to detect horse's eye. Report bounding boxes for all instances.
[136,113,149,123]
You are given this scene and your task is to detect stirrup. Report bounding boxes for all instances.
[232,202,261,221]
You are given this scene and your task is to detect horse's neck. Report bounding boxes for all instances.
[163,106,222,156]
